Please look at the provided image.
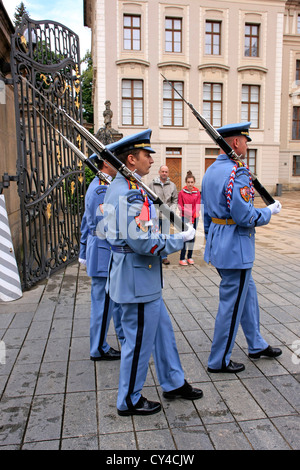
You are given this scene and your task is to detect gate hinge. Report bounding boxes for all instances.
[0,173,19,194]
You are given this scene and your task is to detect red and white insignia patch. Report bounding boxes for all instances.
[135,216,148,232]
[150,244,158,254]
[240,186,250,202]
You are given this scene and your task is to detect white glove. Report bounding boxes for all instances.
[268,200,282,215]
[79,258,87,266]
[181,223,196,242]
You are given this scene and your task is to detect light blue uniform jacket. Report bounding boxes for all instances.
[103,173,184,304]
[82,176,111,277]
[79,212,88,260]
[202,154,271,269]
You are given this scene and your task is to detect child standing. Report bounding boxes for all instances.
[178,171,201,265]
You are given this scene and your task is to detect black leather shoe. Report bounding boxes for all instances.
[90,347,121,361]
[207,360,245,374]
[163,380,203,400]
[162,258,170,265]
[249,345,282,359]
[117,396,161,416]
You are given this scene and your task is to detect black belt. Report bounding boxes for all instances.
[110,245,134,254]
[88,231,133,253]
[88,229,103,236]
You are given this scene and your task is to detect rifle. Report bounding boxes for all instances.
[34,107,111,186]
[161,74,275,206]
[19,76,187,231]
[59,109,187,231]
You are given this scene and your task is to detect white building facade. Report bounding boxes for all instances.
[84,0,300,193]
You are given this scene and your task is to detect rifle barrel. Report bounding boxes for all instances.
[59,109,187,231]
[161,74,275,206]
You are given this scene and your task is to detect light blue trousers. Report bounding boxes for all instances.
[90,277,124,358]
[117,297,185,411]
[208,268,268,370]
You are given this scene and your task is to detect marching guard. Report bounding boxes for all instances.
[79,155,124,361]
[103,129,203,416]
[201,122,282,373]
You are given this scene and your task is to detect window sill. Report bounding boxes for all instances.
[159,126,189,130]
[116,58,150,67]
[158,61,191,70]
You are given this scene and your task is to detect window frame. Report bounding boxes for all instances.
[293,155,300,175]
[244,23,260,57]
[165,17,182,53]
[203,82,223,127]
[292,106,300,140]
[245,148,257,175]
[163,80,184,127]
[205,20,221,55]
[296,60,300,82]
[123,14,141,51]
[166,147,182,156]
[241,84,260,128]
[121,79,144,126]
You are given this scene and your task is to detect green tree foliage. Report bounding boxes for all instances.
[80,51,95,187]
[14,2,29,27]
[81,51,94,125]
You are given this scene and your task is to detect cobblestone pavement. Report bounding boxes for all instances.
[0,192,299,451]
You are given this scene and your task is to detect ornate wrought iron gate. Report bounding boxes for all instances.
[10,15,86,289]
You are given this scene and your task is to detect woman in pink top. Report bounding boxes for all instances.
[178,171,201,265]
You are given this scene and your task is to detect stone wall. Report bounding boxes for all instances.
[0,4,22,264]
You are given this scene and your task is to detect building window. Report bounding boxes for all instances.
[245,23,259,57]
[205,21,221,55]
[122,79,143,126]
[203,83,222,127]
[205,148,219,157]
[298,15,300,33]
[205,148,219,170]
[296,60,300,81]
[166,148,182,156]
[293,155,300,175]
[292,106,300,140]
[163,80,184,126]
[241,85,260,128]
[165,17,182,53]
[246,149,257,175]
[123,15,141,50]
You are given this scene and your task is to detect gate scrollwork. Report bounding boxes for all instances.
[11,15,85,288]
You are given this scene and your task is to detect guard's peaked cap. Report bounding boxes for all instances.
[106,129,155,156]
[217,122,252,142]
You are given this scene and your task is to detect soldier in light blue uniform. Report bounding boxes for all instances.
[202,122,282,373]
[79,154,124,361]
[103,129,203,416]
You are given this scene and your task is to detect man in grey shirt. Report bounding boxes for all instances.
[149,165,178,265]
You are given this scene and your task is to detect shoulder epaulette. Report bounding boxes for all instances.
[226,161,254,208]
[235,167,250,177]
[127,178,139,190]
[96,187,107,195]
